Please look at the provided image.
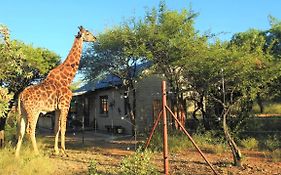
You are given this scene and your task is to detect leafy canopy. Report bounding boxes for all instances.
[0,24,60,95]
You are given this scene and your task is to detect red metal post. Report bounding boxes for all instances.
[162,81,169,175]
[144,110,163,149]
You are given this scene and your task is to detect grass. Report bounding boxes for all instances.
[270,149,281,162]
[0,139,55,175]
[149,130,228,154]
[240,138,259,150]
[149,129,281,163]
[252,101,281,114]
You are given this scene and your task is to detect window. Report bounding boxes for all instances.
[100,96,109,114]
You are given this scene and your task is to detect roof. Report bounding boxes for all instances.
[73,62,151,96]
[73,75,122,96]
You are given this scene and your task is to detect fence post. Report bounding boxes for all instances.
[162,81,169,174]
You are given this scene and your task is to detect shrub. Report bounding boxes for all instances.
[4,114,17,143]
[271,149,281,162]
[264,135,280,151]
[0,87,13,118]
[119,148,159,175]
[191,131,227,154]
[202,143,228,154]
[88,159,101,175]
[240,138,259,150]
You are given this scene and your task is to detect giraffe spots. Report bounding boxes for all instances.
[67,55,75,63]
[48,73,55,79]
[61,73,67,80]
[41,85,47,91]
[45,85,51,90]
[41,93,47,99]
[61,80,67,86]
[51,94,56,100]
[51,84,56,90]
[61,88,68,94]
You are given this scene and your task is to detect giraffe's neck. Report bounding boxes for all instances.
[44,37,83,87]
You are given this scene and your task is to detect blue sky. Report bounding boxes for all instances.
[1,0,280,59]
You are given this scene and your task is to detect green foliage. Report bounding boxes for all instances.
[264,135,280,151]
[240,138,259,150]
[0,24,60,96]
[270,149,281,162]
[149,130,227,154]
[138,3,203,95]
[70,80,82,91]
[119,148,159,175]
[88,159,101,175]
[4,113,17,143]
[0,87,13,118]
[266,15,281,59]
[80,21,146,84]
[252,102,281,114]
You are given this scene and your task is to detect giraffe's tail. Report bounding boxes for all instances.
[17,94,21,121]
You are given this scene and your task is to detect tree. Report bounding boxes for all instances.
[181,26,276,165]
[80,22,147,134]
[261,17,281,100]
[266,16,281,59]
[0,25,60,96]
[135,2,206,128]
[0,87,13,118]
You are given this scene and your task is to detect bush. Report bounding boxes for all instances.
[191,131,227,154]
[119,148,159,175]
[264,135,280,151]
[4,114,18,143]
[0,87,13,118]
[240,138,259,150]
[270,149,281,162]
[88,159,101,175]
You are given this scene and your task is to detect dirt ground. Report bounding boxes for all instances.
[41,130,281,175]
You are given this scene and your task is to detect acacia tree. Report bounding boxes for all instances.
[80,22,147,134]
[261,17,281,99]
[182,26,276,166]
[0,25,60,96]
[135,2,208,128]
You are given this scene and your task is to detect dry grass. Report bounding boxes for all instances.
[0,142,55,175]
[1,131,280,175]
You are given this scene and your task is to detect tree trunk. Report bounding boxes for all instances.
[0,117,6,148]
[125,84,136,136]
[256,94,264,113]
[0,130,4,148]
[222,108,242,166]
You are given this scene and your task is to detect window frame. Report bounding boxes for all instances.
[99,95,109,115]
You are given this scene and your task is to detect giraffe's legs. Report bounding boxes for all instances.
[54,110,61,155]
[27,114,40,155]
[59,108,69,156]
[15,117,26,157]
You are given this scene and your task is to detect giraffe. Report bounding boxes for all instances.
[15,26,96,157]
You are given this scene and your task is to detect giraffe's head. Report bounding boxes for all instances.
[77,26,96,42]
